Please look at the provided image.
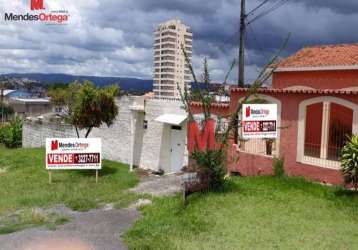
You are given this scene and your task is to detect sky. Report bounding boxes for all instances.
[1,0,358,84]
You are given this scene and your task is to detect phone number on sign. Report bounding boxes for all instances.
[47,153,100,164]
[75,153,100,164]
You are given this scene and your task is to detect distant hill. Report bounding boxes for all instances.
[2,73,153,93]
[1,73,231,94]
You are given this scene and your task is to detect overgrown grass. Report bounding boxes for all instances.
[0,209,69,234]
[125,176,358,249]
[0,146,140,233]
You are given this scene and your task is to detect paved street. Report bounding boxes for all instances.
[0,208,139,250]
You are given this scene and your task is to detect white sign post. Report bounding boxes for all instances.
[242,104,278,139]
[46,138,102,183]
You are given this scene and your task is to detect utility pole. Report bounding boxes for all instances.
[1,89,3,124]
[234,0,246,144]
[238,0,246,87]
[0,79,4,124]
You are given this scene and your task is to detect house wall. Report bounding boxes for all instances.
[227,141,274,176]
[12,103,52,117]
[272,70,358,90]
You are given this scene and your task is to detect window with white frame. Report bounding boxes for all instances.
[298,97,358,169]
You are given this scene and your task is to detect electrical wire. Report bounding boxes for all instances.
[246,0,271,16]
[247,0,289,25]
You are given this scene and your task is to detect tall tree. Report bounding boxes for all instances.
[0,78,10,124]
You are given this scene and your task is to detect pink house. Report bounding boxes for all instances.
[192,44,358,185]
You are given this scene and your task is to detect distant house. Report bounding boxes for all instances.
[2,89,32,103]
[8,98,51,118]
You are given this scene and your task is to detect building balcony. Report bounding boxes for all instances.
[161,74,175,79]
[162,31,177,37]
[162,44,176,49]
[161,62,175,67]
[160,91,175,97]
[161,50,175,55]
[160,86,175,90]
[161,56,175,61]
[161,38,176,43]
[161,80,175,85]
[161,69,175,73]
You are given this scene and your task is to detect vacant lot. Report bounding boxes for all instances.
[125,176,358,249]
[0,146,139,233]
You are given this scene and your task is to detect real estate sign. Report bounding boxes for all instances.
[242,104,277,139]
[46,138,102,170]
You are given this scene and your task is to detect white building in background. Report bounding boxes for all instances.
[153,19,193,99]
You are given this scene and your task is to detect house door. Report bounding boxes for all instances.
[170,125,185,172]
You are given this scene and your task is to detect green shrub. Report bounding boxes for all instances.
[273,157,285,177]
[0,117,22,148]
[340,135,358,190]
[0,104,14,121]
[0,125,6,143]
[191,149,226,190]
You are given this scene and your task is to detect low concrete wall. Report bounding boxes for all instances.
[22,96,133,164]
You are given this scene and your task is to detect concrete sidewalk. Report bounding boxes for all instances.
[129,174,182,196]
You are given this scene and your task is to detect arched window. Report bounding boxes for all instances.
[298,97,358,169]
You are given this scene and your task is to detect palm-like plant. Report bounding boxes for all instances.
[341,135,358,190]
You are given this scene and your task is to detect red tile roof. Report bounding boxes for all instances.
[277,44,358,69]
[231,88,358,95]
[191,102,230,108]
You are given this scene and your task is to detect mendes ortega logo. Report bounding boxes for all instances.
[4,0,70,24]
[51,140,59,150]
[187,119,217,154]
[31,0,45,10]
[245,106,251,118]
[242,104,278,139]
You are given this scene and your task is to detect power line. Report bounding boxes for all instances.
[246,0,271,16]
[248,25,270,71]
[248,23,263,54]
[248,0,289,25]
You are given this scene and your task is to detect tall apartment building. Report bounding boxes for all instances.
[153,19,192,99]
